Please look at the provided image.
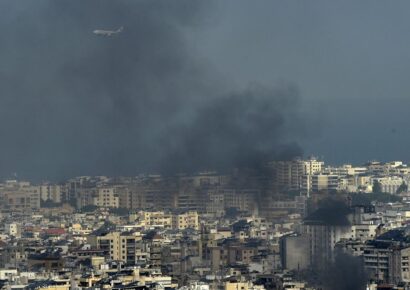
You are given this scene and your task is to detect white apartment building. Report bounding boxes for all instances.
[323,164,368,176]
[373,177,404,194]
[367,161,407,176]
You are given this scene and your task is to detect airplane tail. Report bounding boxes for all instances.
[116,26,124,33]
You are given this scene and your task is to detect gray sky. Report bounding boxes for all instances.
[1,0,410,180]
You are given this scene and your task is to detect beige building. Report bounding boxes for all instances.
[139,211,172,229]
[5,223,21,238]
[88,231,143,264]
[350,224,378,241]
[1,185,41,211]
[39,184,62,203]
[302,174,339,195]
[93,187,119,208]
[172,211,199,230]
[137,210,199,230]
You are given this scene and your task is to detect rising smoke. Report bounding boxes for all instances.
[0,1,307,180]
[320,251,368,290]
[160,83,304,173]
[305,199,352,226]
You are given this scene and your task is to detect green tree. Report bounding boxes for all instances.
[109,207,129,216]
[396,181,408,194]
[81,205,98,212]
[350,192,401,205]
[373,180,382,194]
[40,199,61,208]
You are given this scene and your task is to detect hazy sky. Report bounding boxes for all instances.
[1,1,410,180]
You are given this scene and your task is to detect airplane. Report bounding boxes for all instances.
[93,26,123,36]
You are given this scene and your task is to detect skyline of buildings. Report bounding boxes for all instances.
[2,157,410,289]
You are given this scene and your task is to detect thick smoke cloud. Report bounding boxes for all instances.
[161,84,303,173]
[320,251,368,290]
[305,199,352,226]
[0,1,306,180]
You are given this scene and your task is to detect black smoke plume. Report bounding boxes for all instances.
[320,251,368,290]
[0,0,306,180]
[305,199,352,226]
[161,84,304,173]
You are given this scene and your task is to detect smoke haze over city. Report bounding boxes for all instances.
[4,3,410,290]
[0,0,314,180]
[2,1,410,181]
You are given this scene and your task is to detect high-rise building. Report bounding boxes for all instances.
[302,205,352,268]
[272,157,323,191]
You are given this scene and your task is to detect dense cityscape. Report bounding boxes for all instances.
[1,158,410,289]
[2,1,410,290]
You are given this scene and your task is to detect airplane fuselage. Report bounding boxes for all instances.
[93,27,123,37]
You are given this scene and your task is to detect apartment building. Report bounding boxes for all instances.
[205,189,225,217]
[88,231,143,264]
[302,174,339,195]
[39,184,62,203]
[302,206,353,267]
[364,233,410,284]
[172,211,199,230]
[1,185,41,211]
[139,211,172,229]
[136,210,199,230]
[273,158,323,191]
[375,177,404,194]
[93,187,119,208]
